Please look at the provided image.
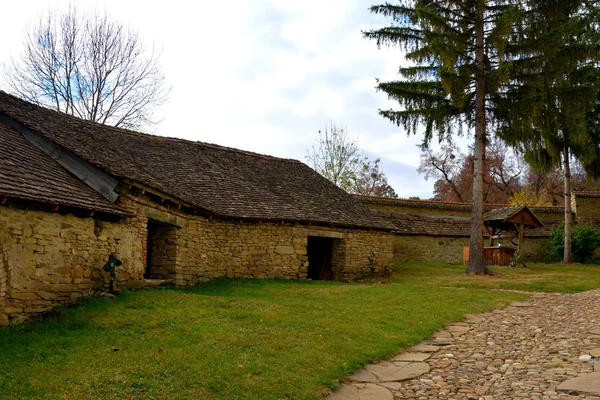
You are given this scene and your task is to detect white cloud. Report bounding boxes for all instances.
[0,0,444,199]
[359,131,424,167]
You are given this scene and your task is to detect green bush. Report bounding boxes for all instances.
[548,222,600,263]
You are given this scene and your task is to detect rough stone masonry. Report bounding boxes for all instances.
[330,289,600,399]
[0,193,394,325]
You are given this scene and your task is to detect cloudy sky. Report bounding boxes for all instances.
[0,0,464,199]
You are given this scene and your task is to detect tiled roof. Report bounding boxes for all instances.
[0,92,390,230]
[357,195,564,214]
[378,212,472,236]
[484,205,544,228]
[484,205,525,221]
[0,118,128,216]
[377,211,557,237]
[573,191,600,198]
[357,195,475,210]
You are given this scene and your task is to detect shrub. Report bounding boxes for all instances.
[548,222,600,263]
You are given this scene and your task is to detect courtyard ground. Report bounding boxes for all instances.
[1,262,599,399]
[331,289,600,399]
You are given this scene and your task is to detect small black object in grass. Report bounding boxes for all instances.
[102,254,123,294]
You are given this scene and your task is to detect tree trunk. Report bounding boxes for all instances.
[467,0,489,275]
[563,145,573,263]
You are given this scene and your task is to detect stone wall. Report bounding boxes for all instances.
[520,238,547,263]
[393,236,470,264]
[573,195,600,220]
[122,194,395,285]
[360,198,566,265]
[331,229,394,278]
[0,205,146,325]
[0,244,7,326]
[393,235,547,265]
[177,219,310,283]
[0,191,395,325]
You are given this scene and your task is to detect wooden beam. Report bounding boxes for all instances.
[486,226,494,246]
[514,222,525,254]
[124,179,215,218]
[0,113,120,203]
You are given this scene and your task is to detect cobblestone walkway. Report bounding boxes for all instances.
[329,290,600,400]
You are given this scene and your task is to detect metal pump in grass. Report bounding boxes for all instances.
[103,253,123,294]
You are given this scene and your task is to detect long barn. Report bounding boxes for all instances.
[0,91,394,325]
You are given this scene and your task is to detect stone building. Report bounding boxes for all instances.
[3,90,600,326]
[0,91,394,325]
[358,196,570,264]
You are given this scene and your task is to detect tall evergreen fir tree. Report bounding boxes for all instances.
[495,0,600,263]
[364,0,522,274]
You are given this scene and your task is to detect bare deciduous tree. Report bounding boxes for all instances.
[419,139,526,204]
[419,139,600,206]
[486,140,525,198]
[354,158,398,198]
[5,6,169,130]
[305,123,367,193]
[418,143,466,202]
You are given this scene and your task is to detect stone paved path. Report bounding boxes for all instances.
[329,289,600,399]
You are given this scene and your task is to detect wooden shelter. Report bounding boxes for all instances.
[483,205,544,264]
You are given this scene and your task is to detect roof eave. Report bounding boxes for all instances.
[0,194,131,219]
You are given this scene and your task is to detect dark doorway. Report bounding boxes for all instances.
[307,236,334,281]
[145,219,177,279]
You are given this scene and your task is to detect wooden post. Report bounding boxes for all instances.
[488,227,495,246]
[517,224,525,254]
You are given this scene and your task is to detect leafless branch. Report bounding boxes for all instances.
[5,6,170,130]
[305,122,368,193]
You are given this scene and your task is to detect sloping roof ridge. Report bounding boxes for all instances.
[192,141,302,163]
[0,90,302,165]
[356,194,465,205]
[484,204,544,228]
[394,212,470,221]
[357,194,509,208]
[491,204,525,212]
[574,191,600,198]
[357,194,565,211]
[484,204,524,220]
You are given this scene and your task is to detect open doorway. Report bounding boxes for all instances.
[145,219,177,279]
[307,236,334,281]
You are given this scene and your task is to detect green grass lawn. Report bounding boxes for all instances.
[395,261,600,293]
[1,262,599,400]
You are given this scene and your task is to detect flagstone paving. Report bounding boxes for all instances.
[329,289,600,399]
